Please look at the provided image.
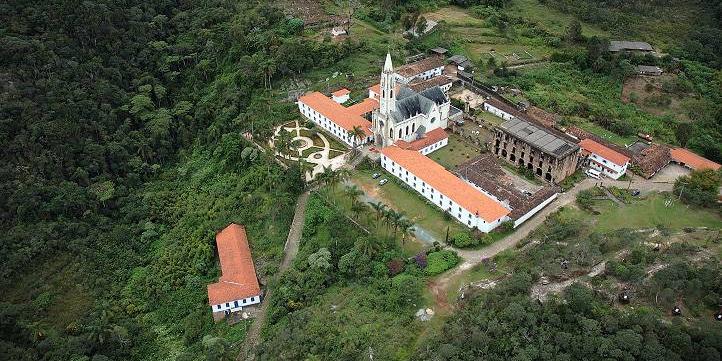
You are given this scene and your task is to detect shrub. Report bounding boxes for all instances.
[387,258,405,276]
[451,232,477,248]
[425,250,460,276]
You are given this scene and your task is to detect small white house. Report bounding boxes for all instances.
[331,88,351,104]
[207,224,263,321]
[330,27,346,37]
[483,98,517,121]
[579,138,630,180]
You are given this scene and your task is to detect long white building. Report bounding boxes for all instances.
[298,91,374,148]
[380,146,511,232]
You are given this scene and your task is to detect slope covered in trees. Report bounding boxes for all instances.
[0,1,361,360]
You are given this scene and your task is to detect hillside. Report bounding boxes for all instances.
[1,0,721,360]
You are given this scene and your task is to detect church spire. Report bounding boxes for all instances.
[380,52,396,116]
[383,52,393,72]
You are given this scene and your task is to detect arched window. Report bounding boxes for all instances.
[431,117,437,123]
[398,128,402,138]
[412,123,416,132]
[389,128,393,138]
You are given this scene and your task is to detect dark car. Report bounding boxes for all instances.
[372,173,381,179]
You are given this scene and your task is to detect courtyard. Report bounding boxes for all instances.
[271,120,348,180]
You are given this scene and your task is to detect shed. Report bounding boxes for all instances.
[429,47,448,56]
[636,65,663,76]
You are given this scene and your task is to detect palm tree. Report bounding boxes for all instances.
[349,125,367,157]
[350,201,368,221]
[369,201,387,230]
[344,184,363,207]
[389,210,405,238]
[399,219,415,246]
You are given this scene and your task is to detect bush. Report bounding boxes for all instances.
[451,232,478,248]
[425,250,460,276]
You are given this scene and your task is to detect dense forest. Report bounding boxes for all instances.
[2,0,722,360]
[0,0,359,359]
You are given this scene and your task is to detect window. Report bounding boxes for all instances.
[226,303,229,307]
[234,300,239,307]
[217,305,221,310]
[251,297,255,302]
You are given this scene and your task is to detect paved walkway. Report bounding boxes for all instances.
[237,191,310,361]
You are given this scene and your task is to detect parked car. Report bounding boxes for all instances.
[585,168,601,179]
[379,179,388,186]
[372,173,381,179]
[630,189,641,196]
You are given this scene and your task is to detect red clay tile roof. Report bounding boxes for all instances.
[670,148,721,171]
[346,98,379,117]
[395,56,445,78]
[408,75,453,92]
[207,224,261,306]
[368,83,380,95]
[332,88,350,97]
[380,146,510,222]
[395,128,448,151]
[299,91,372,136]
[580,138,630,166]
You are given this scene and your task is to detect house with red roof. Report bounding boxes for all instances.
[331,88,351,104]
[207,224,262,321]
[579,138,630,179]
[670,148,720,171]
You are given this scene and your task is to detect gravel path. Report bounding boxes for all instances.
[237,190,309,361]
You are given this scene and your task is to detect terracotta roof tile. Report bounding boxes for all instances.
[346,98,379,117]
[580,138,630,166]
[332,88,350,97]
[380,146,510,222]
[394,128,448,151]
[671,148,721,171]
[408,75,453,92]
[299,91,372,136]
[207,224,261,305]
[395,56,445,78]
[368,83,380,95]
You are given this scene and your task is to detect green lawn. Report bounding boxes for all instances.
[593,193,722,231]
[327,185,425,257]
[351,170,468,243]
[575,119,638,146]
[507,0,608,38]
[428,134,481,170]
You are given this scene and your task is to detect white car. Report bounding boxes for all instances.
[585,168,601,179]
[379,179,388,186]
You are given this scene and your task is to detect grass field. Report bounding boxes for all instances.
[428,134,481,170]
[507,0,608,37]
[593,194,722,231]
[351,170,468,243]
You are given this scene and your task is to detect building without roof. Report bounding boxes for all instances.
[380,146,511,232]
[493,118,581,183]
[609,41,654,53]
[636,65,663,76]
[579,138,630,179]
[208,224,262,321]
[456,154,559,228]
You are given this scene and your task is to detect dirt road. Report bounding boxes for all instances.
[429,175,674,307]
[237,191,309,361]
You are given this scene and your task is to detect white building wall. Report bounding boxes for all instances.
[394,66,444,84]
[211,294,262,314]
[587,153,628,180]
[483,103,514,121]
[513,193,558,228]
[332,94,350,104]
[298,101,369,148]
[380,154,505,232]
[419,137,448,155]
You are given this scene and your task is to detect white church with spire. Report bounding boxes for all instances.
[371,53,453,153]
